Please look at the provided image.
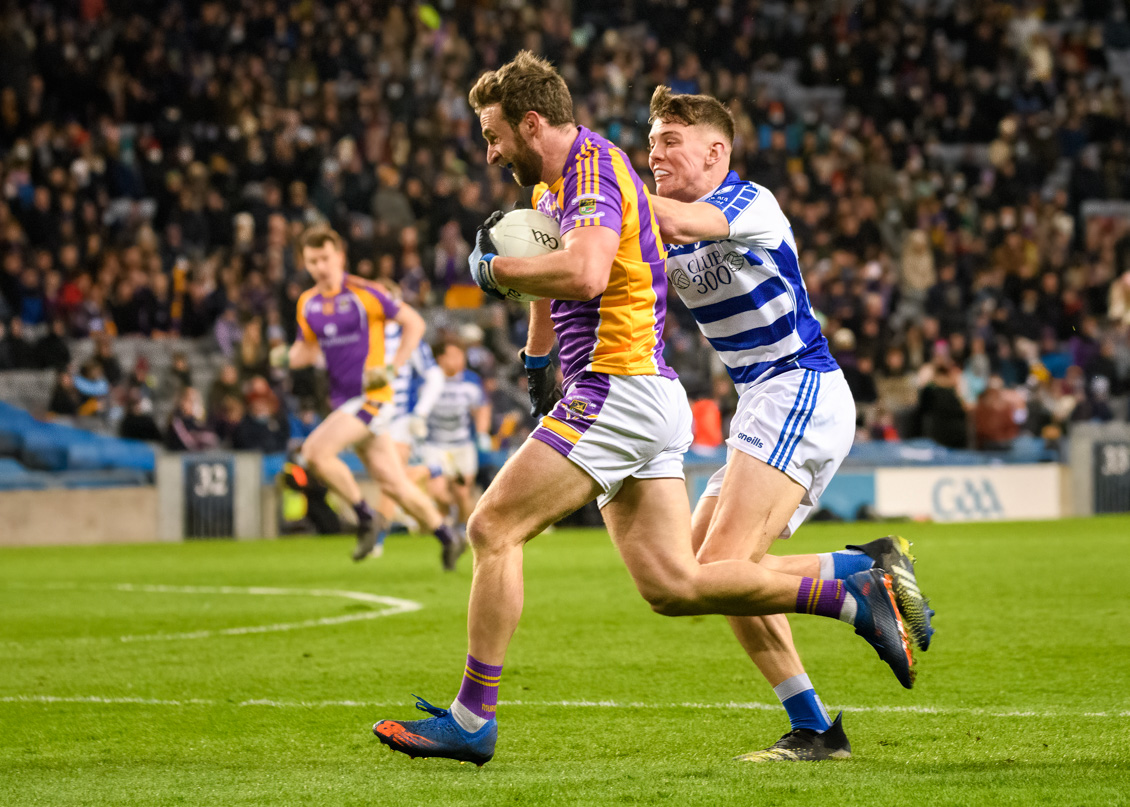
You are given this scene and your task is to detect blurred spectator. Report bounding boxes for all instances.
[73,360,111,417]
[126,357,155,406]
[212,395,245,446]
[207,364,243,422]
[165,387,219,452]
[34,319,70,371]
[232,397,290,453]
[47,370,81,417]
[915,356,969,449]
[160,352,193,401]
[3,318,35,369]
[119,390,163,443]
[237,318,270,381]
[91,333,123,386]
[973,377,1023,450]
[0,321,10,369]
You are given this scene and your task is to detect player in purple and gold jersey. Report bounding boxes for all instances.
[372,52,909,766]
[274,226,464,570]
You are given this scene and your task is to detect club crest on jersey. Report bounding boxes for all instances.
[563,396,597,420]
[337,299,352,312]
[578,198,597,215]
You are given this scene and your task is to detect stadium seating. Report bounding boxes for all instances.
[0,402,156,484]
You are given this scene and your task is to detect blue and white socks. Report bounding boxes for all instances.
[818,548,873,580]
[774,673,832,732]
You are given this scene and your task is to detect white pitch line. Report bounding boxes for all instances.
[0,583,422,643]
[2,695,1128,719]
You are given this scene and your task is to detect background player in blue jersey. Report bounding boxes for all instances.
[273,226,465,570]
[647,87,935,761]
[422,340,492,530]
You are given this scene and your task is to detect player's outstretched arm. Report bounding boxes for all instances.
[276,338,320,370]
[389,303,426,373]
[650,195,730,245]
[493,226,618,301]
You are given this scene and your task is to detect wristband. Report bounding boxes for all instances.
[524,353,551,369]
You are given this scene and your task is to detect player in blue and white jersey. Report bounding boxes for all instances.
[384,317,446,458]
[356,307,448,558]
[647,86,935,762]
[422,340,492,528]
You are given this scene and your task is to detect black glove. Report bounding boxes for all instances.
[477,210,504,255]
[521,350,563,419]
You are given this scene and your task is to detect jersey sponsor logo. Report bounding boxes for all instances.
[573,193,607,202]
[735,432,765,449]
[324,322,338,337]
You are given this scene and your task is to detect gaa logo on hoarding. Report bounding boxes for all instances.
[931,477,1003,520]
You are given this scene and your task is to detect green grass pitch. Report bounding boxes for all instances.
[2,518,1129,806]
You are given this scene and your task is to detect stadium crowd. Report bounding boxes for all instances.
[1,0,1130,455]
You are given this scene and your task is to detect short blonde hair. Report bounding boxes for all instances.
[300,224,344,252]
[468,50,574,128]
[648,85,735,144]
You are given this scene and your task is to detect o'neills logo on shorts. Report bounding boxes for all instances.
[736,432,765,449]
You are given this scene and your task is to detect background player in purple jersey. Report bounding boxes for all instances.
[372,52,913,767]
[273,226,465,570]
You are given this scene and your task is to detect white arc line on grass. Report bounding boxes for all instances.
[2,695,1128,720]
[3,583,422,643]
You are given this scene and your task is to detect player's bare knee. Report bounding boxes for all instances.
[639,575,699,617]
[300,443,325,473]
[466,507,522,554]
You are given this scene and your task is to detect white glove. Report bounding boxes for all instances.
[269,344,289,369]
[407,414,428,441]
[363,362,396,390]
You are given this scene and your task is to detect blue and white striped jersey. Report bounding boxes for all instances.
[664,171,837,393]
[384,322,443,418]
[426,369,486,445]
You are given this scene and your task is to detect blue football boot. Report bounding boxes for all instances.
[373,696,497,766]
[847,535,935,650]
[843,569,915,689]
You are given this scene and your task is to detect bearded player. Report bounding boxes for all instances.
[274,226,465,570]
[371,53,913,767]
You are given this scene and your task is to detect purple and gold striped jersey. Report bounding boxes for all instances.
[296,275,400,408]
[532,126,676,386]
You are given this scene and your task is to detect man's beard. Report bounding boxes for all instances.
[508,132,544,186]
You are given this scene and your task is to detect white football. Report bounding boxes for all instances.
[487,208,561,302]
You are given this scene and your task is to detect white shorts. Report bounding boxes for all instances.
[702,368,855,538]
[532,372,693,508]
[421,441,478,481]
[338,396,394,436]
[387,414,414,446]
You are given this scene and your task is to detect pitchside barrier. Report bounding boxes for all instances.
[5,431,1130,547]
